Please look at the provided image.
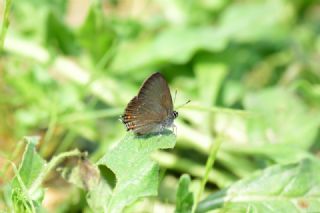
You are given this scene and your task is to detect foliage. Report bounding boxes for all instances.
[8,137,81,212]
[197,158,320,213]
[0,0,320,212]
[175,174,193,213]
[90,131,176,212]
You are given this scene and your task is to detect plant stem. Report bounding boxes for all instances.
[10,161,36,213]
[192,136,223,213]
[0,0,12,52]
[29,149,82,195]
[184,104,253,117]
[59,108,123,124]
[40,105,58,156]
[151,149,234,188]
[0,139,24,181]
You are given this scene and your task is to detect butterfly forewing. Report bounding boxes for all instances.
[139,72,173,115]
[121,72,174,135]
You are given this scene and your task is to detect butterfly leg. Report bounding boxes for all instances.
[172,124,177,135]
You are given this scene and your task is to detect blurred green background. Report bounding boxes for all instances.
[1,0,320,212]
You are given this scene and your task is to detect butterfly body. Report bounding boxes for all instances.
[121,72,178,135]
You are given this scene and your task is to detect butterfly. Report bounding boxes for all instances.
[120,72,178,135]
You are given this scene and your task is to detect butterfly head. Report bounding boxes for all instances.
[172,110,178,119]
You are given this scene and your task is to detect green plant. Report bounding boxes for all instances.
[1,0,320,212]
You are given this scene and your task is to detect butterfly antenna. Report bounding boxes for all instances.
[173,89,177,105]
[176,100,191,109]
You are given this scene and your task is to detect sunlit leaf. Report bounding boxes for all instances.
[197,158,320,213]
[87,130,176,213]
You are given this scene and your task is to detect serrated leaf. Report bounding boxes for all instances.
[175,174,194,213]
[88,130,176,213]
[197,158,320,213]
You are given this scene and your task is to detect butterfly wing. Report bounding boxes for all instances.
[121,72,174,135]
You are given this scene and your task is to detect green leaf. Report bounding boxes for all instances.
[175,174,194,213]
[88,130,176,213]
[110,26,229,72]
[11,0,67,40]
[195,63,227,107]
[110,0,292,73]
[11,136,46,212]
[242,88,320,163]
[219,0,293,42]
[78,6,115,63]
[12,137,46,196]
[295,80,320,106]
[10,137,82,212]
[45,11,79,54]
[61,158,113,212]
[195,62,227,132]
[197,158,320,213]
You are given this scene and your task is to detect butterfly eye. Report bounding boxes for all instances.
[173,111,178,118]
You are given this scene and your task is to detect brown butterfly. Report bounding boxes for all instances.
[120,72,178,135]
